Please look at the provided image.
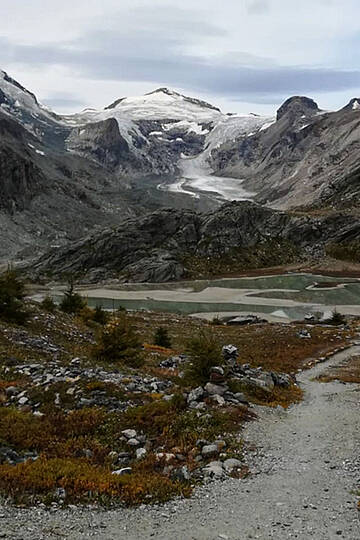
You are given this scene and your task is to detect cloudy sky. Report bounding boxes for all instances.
[0,0,359,114]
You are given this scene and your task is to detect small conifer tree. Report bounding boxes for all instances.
[153,326,172,348]
[93,314,143,367]
[60,279,86,314]
[0,268,29,324]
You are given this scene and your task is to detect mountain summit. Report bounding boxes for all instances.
[276,96,320,121]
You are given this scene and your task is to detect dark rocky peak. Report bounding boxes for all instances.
[276,96,320,122]
[341,98,360,112]
[105,97,126,110]
[0,70,39,106]
[74,117,124,144]
[146,87,177,96]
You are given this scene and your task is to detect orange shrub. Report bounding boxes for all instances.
[0,457,191,505]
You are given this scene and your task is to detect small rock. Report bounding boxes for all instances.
[210,394,225,406]
[195,402,207,411]
[171,465,191,482]
[122,429,137,440]
[203,461,226,479]
[234,392,248,404]
[112,467,132,476]
[223,458,242,473]
[127,438,140,447]
[156,453,175,462]
[222,344,238,358]
[202,444,219,458]
[5,386,18,396]
[205,382,227,396]
[211,366,224,376]
[187,386,204,403]
[136,448,147,460]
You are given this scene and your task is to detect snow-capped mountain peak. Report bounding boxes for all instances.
[103,87,222,121]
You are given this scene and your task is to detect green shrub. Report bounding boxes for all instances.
[183,330,223,386]
[93,314,143,367]
[153,327,171,348]
[0,268,29,324]
[93,305,110,325]
[41,295,56,312]
[60,281,86,314]
[77,305,110,327]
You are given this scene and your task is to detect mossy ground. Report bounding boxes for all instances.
[316,355,360,384]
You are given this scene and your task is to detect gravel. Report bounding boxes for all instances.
[1,347,359,539]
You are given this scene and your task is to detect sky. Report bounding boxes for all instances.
[0,0,360,114]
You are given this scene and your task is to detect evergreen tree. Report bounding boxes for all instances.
[154,326,172,348]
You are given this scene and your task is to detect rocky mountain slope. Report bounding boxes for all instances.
[29,201,360,282]
[209,96,360,209]
[0,71,272,260]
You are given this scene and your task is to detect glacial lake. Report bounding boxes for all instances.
[52,273,360,322]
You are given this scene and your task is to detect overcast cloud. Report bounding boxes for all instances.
[0,0,359,114]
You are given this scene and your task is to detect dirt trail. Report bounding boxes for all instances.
[1,348,359,539]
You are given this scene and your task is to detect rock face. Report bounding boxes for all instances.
[29,200,360,282]
[276,96,320,121]
[209,95,360,210]
[66,118,133,172]
[0,135,44,213]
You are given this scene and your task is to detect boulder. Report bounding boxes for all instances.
[222,344,239,363]
[202,444,219,458]
[258,373,275,391]
[127,438,140,447]
[203,461,226,479]
[187,386,204,403]
[122,429,137,440]
[136,448,147,460]
[234,392,249,404]
[205,382,228,396]
[210,394,225,406]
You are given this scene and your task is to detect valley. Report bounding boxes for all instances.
[1,67,360,539]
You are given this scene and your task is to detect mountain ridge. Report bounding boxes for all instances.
[1,69,360,266]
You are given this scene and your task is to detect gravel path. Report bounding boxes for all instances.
[1,347,359,539]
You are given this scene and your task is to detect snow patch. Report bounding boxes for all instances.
[260,120,276,132]
[271,310,289,318]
